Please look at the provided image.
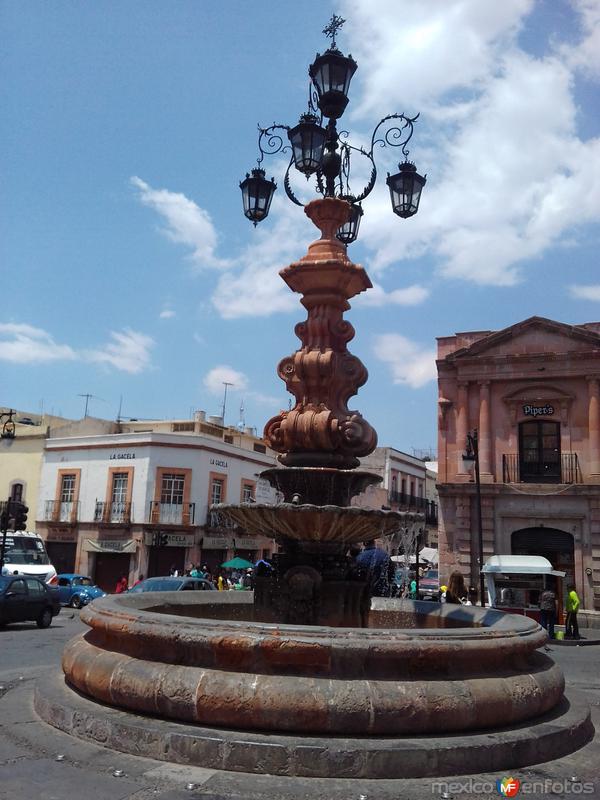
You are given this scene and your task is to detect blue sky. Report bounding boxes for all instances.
[2,0,599,454]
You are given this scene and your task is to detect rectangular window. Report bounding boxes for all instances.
[242,483,254,502]
[253,443,266,453]
[111,472,129,504]
[211,479,224,505]
[161,474,185,505]
[60,475,76,503]
[172,422,195,432]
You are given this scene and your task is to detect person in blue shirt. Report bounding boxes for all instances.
[355,541,393,597]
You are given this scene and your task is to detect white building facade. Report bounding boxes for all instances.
[356,447,438,548]
[35,431,278,590]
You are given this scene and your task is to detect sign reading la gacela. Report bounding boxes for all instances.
[110,452,136,460]
[523,404,554,417]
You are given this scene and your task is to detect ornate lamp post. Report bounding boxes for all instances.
[463,429,486,607]
[240,15,426,243]
[0,409,16,440]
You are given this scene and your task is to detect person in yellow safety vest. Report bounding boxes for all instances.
[565,584,581,640]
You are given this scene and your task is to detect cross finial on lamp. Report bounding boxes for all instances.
[322,14,346,49]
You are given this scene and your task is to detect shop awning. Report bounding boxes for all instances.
[82,539,137,554]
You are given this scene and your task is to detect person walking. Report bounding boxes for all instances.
[539,582,557,639]
[115,574,128,593]
[565,583,581,639]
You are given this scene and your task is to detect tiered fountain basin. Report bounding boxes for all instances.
[213,501,423,547]
[34,590,593,779]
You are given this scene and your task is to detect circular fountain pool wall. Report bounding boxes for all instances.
[62,592,564,736]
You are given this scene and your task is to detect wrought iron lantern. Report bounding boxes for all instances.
[309,48,357,120]
[240,14,426,240]
[288,114,327,176]
[239,168,277,226]
[386,161,427,219]
[336,196,363,244]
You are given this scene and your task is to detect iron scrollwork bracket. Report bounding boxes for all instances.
[337,112,420,203]
[256,125,303,207]
[257,123,291,165]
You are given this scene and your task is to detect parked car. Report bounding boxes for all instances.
[0,574,61,628]
[127,576,216,593]
[55,574,106,608]
[418,568,440,600]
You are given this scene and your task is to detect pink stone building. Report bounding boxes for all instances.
[437,316,600,613]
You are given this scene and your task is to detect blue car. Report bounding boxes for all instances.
[55,574,106,608]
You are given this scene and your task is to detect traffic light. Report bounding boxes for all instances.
[0,504,9,533]
[13,502,28,531]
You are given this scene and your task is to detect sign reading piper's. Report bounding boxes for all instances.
[523,404,554,417]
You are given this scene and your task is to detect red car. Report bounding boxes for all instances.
[418,569,440,600]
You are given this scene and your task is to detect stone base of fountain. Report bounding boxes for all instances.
[35,672,592,779]
[39,592,594,778]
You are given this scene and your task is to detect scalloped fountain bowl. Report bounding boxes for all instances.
[213,501,423,547]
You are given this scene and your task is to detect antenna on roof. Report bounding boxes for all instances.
[221,382,233,423]
[77,393,105,418]
[238,399,246,431]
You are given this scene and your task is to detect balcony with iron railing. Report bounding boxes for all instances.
[425,500,438,526]
[44,500,80,524]
[94,501,132,525]
[388,491,427,511]
[148,501,195,526]
[205,508,240,533]
[502,453,580,484]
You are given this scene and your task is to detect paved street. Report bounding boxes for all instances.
[0,612,599,800]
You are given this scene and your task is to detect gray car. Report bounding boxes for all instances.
[127,576,215,593]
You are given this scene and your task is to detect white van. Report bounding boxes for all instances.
[0,531,57,583]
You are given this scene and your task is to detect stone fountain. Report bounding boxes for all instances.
[36,198,593,780]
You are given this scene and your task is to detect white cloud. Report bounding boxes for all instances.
[211,193,313,319]
[338,0,600,287]
[203,365,249,396]
[356,283,430,307]
[131,176,230,271]
[0,323,155,374]
[373,333,437,388]
[345,0,534,116]
[569,284,600,301]
[0,323,77,364]
[564,0,600,78]
[85,329,155,374]
[159,308,176,319]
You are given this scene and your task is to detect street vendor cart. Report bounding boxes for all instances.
[482,555,566,623]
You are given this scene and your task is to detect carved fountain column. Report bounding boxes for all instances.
[257,196,381,625]
[264,196,377,472]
